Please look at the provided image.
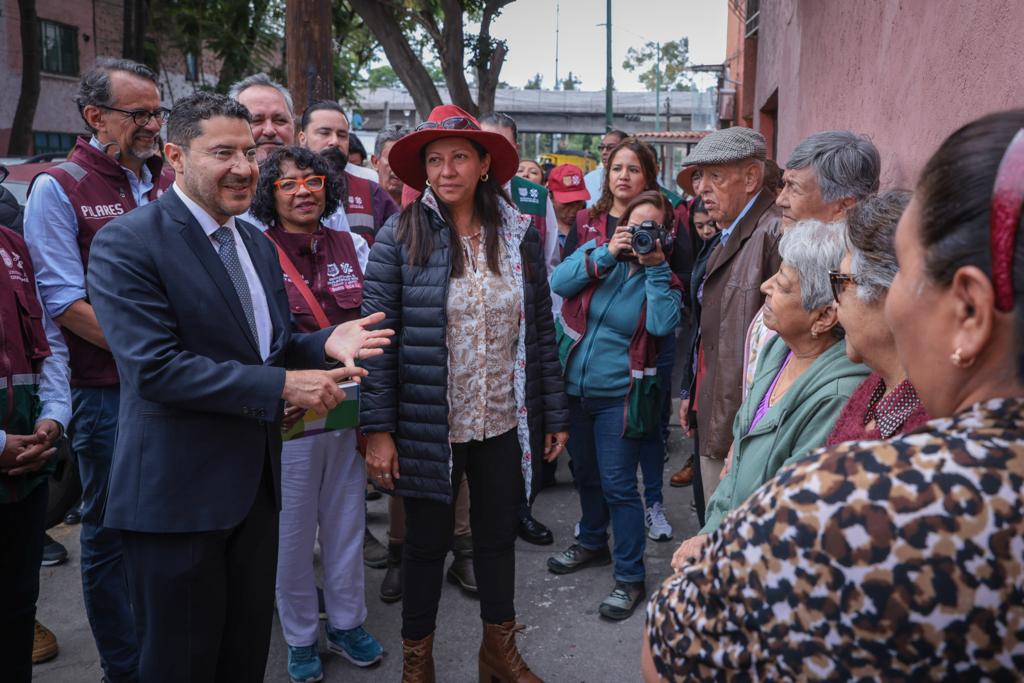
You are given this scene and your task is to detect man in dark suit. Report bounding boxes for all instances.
[87,92,392,682]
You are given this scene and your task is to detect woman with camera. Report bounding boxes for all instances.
[546,190,681,621]
[358,105,568,682]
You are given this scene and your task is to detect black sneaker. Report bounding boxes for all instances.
[598,580,646,620]
[41,534,68,566]
[546,543,611,575]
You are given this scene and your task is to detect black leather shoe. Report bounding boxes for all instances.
[63,502,83,526]
[380,543,403,603]
[517,512,554,546]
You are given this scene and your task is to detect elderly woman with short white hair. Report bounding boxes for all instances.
[672,220,870,565]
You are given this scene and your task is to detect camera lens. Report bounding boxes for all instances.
[632,230,654,255]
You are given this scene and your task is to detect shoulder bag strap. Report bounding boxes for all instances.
[262,232,331,329]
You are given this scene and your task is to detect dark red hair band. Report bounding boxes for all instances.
[990,128,1024,312]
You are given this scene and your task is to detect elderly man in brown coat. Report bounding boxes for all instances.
[677,128,782,507]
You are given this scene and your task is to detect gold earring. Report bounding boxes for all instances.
[481,172,489,182]
[425,179,431,187]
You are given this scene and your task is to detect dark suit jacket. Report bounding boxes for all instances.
[87,189,334,533]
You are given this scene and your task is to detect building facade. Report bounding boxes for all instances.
[723,0,1024,187]
[0,0,217,156]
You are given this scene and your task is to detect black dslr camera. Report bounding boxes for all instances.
[629,219,673,256]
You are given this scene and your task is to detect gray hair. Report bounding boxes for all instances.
[227,72,294,115]
[779,219,847,311]
[374,125,408,157]
[846,190,912,303]
[76,58,158,133]
[786,130,881,203]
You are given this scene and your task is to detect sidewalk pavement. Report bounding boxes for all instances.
[35,428,697,682]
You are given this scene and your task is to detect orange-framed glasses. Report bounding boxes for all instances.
[274,175,326,195]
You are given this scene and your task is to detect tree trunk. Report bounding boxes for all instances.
[437,0,476,116]
[473,1,511,116]
[349,0,441,119]
[285,0,334,116]
[123,0,150,64]
[9,0,41,156]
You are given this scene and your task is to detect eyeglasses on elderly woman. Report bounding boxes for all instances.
[274,175,326,195]
[828,269,858,302]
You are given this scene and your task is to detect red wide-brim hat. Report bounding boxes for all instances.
[388,104,520,191]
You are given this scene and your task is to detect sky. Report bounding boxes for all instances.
[481,0,728,92]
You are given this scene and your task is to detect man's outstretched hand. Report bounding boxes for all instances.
[324,312,394,370]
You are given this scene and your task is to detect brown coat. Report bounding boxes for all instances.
[696,190,782,462]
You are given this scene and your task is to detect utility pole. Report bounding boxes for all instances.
[605,0,613,131]
[286,0,334,117]
[654,41,662,132]
[554,1,560,90]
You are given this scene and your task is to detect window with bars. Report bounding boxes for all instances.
[40,20,79,77]
[745,0,760,37]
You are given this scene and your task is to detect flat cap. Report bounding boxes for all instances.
[676,127,767,195]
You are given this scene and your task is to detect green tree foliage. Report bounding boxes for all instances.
[622,37,693,92]
[524,73,543,90]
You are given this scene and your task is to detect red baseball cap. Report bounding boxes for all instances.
[546,164,590,203]
[388,104,519,191]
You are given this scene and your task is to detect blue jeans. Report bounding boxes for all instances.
[638,330,676,508]
[568,395,656,583]
[72,386,139,682]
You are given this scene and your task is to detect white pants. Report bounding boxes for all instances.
[275,429,367,646]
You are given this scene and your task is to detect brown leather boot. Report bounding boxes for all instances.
[32,620,58,664]
[402,633,436,683]
[669,462,694,487]
[478,621,542,683]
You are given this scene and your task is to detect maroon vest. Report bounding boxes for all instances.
[41,137,174,386]
[0,226,51,431]
[344,172,378,245]
[573,208,610,248]
[266,225,364,333]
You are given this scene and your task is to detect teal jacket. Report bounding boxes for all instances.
[702,334,869,534]
[551,240,681,400]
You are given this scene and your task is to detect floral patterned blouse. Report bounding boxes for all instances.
[646,396,1024,680]
[446,233,521,443]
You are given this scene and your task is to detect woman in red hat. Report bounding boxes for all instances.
[358,105,569,682]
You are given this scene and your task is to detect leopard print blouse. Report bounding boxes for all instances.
[646,397,1024,680]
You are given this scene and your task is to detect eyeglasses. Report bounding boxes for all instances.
[274,176,326,195]
[195,148,259,165]
[415,116,480,132]
[828,270,858,302]
[97,105,170,127]
[597,144,618,151]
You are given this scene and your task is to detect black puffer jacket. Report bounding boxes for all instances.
[360,198,569,504]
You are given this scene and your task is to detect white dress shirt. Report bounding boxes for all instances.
[173,184,273,360]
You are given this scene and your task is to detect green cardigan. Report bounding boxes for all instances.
[701,334,869,534]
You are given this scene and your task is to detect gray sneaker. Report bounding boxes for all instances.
[598,581,646,620]
[546,543,611,575]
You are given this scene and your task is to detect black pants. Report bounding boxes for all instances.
[0,482,48,683]
[121,462,279,683]
[402,428,522,640]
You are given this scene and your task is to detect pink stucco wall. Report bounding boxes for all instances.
[753,0,1024,188]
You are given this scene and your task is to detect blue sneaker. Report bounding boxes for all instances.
[326,623,384,667]
[286,644,324,683]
